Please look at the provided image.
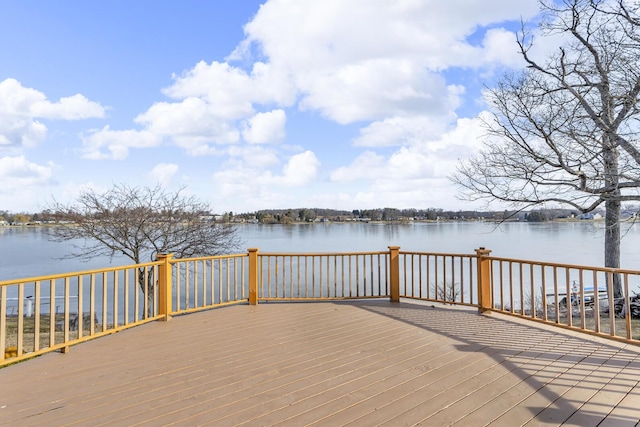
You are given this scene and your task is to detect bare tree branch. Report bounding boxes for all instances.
[453,0,640,297]
[46,184,242,309]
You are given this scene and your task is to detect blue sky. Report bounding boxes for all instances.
[0,0,542,214]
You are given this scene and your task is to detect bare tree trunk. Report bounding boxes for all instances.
[146,288,155,317]
[138,267,155,317]
[605,199,622,298]
[603,136,622,298]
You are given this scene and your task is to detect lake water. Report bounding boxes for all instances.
[3,221,640,281]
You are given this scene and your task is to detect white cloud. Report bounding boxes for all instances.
[0,79,104,119]
[211,150,321,210]
[280,150,320,185]
[0,118,47,148]
[97,61,295,158]
[285,177,464,211]
[150,163,179,186]
[163,62,256,120]
[330,151,386,182]
[81,126,162,160]
[135,97,240,153]
[480,28,523,68]
[257,150,321,187]
[0,78,105,148]
[242,109,286,144]
[237,0,539,125]
[296,60,462,124]
[331,115,485,183]
[0,156,54,190]
[164,61,295,116]
[226,145,280,168]
[211,166,294,211]
[353,114,458,147]
[77,0,540,162]
[30,93,106,120]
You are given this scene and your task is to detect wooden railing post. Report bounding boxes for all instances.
[157,253,173,321]
[389,246,400,303]
[248,248,259,305]
[475,247,492,313]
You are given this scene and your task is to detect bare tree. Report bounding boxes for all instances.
[430,281,461,304]
[47,184,241,309]
[454,0,640,297]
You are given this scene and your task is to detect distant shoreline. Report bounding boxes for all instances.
[0,217,614,228]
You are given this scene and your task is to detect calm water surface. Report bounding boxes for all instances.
[3,221,640,281]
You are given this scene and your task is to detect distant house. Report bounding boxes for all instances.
[578,213,596,220]
[0,220,7,226]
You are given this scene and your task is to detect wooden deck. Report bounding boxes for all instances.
[2,300,640,426]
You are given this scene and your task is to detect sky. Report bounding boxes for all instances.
[0,0,544,214]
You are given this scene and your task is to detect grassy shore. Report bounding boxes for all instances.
[4,314,95,353]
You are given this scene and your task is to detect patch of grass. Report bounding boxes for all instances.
[4,314,96,353]
[543,309,640,340]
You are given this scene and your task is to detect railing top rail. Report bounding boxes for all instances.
[170,253,248,263]
[486,254,640,275]
[399,250,478,258]
[258,251,389,257]
[0,260,162,287]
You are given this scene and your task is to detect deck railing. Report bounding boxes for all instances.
[0,261,162,363]
[3,245,640,365]
[257,251,390,301]
[398,250,480,307]
[169,253,249,315]
[485,253,640,342]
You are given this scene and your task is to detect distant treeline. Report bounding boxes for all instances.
[5,206,633,227]
[229,207,617,224]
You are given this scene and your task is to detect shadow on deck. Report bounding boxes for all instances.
[2,300,640,426]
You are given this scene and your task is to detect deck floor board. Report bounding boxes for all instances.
[2,300,640,426]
